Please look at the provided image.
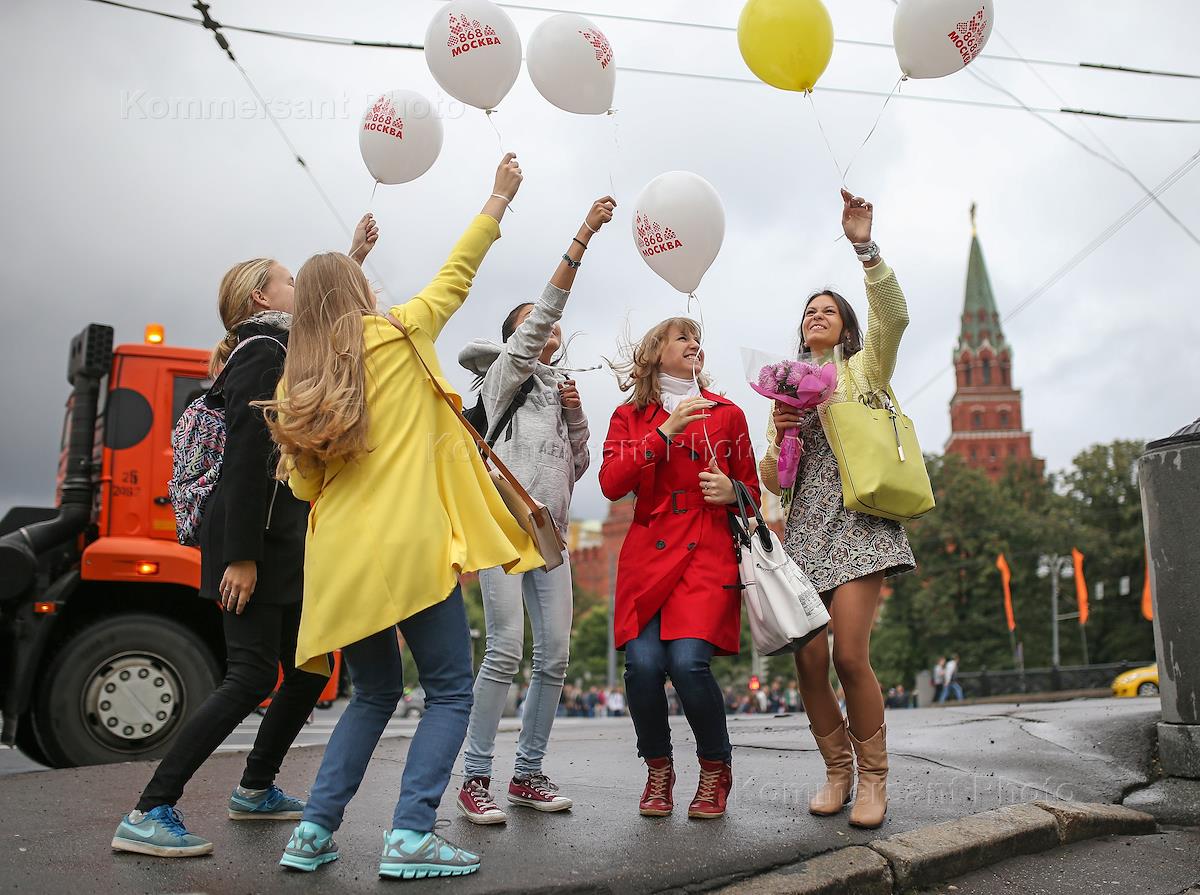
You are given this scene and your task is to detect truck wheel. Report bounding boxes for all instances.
[31,614,220,768]
[14,712,52,767]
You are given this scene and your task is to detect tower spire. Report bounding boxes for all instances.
[959,206,1005,353]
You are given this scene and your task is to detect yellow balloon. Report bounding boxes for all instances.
[738,0,834,93]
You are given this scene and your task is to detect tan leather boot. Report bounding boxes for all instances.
[848,723,888,829]
[808,720,855,816]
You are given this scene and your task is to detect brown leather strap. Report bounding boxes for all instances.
[386,312,541,517]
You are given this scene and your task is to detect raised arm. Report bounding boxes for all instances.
[482,196,615,417]
[840,188,909,391]
[394,154,524,339]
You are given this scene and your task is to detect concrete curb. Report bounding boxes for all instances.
[714,801,1157,895]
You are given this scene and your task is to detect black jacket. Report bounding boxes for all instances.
[198,319,308,604]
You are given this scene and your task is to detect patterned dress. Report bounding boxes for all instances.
[781,409,915,596]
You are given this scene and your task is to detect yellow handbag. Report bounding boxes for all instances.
[824,368,935,523]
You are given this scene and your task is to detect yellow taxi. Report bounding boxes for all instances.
[1112,665,1159,697]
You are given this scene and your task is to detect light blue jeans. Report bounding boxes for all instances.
[462,557,573,779]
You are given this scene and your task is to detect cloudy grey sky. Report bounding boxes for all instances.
[2,0,1198,522]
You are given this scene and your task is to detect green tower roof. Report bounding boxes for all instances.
[958,204,1006,354]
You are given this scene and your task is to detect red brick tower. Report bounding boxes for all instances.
[944,205,1042,480]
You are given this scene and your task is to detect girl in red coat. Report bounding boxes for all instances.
[599,317,760,819]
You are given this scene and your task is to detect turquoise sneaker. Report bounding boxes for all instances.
[229,784,305,820]
[279,821,340,872]
[112,805,213,858]
[378,827,480,880]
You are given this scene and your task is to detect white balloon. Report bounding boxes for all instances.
[527,13,616,115]
[358,90,444,185]
[893,0,995,80]
[425,0,521,110]
[633,172,725,295]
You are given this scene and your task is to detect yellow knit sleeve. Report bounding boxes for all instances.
[856,261,910,392]
[392,214,501,341]
[760,417,782,496]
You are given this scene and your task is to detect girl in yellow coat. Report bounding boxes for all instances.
[264,154,539,880]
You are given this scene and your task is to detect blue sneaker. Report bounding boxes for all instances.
[229,784,305,820]
[378,827,480,880]
[279,821,340,872]
[112,805,213,858]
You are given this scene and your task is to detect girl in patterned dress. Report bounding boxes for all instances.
[760,190,915,830]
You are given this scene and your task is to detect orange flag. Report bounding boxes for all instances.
[1142,548,1154,621]
[1072,548,1089,625]
[996,554,1015,632]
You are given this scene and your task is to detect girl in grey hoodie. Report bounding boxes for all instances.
[455,196,615,824]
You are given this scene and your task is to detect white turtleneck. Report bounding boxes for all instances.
[658,372,701,413]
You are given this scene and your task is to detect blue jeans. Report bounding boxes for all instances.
[302,587,474,833]
[938,681,964,703]
[463,558,573,779]
[624,613,731,764]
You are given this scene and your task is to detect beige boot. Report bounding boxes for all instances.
[848,723,888,829]
[808,720,855,816]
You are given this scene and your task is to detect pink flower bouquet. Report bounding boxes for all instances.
[749,360,838,489]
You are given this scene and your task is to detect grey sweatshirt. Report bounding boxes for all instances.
[458,283,590,535]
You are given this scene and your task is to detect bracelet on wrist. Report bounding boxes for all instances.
[571,237,588,251]
[853,240,880,263]
[582,220,598,234]
[561,252,581,269]
[490,193,511,204]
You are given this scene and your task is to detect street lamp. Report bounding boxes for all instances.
[1037,554,1085,673]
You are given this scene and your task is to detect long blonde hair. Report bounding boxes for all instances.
[212,258,276,377]
[259,252,376,479]
[609,317,711,410]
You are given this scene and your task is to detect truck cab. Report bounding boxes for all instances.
[0,324,309,766]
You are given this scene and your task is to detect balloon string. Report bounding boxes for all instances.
[842,76,904,188]
[484,108,504,153]
[687,290,717,462]
[806,90,844,183]
[484,109,516,213]
[607,108,621,200]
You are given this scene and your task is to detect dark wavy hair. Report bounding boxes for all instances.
[797,289,863,360]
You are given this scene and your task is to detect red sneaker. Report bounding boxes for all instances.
[457,776,507,825]
[688,758,732,819]
[639,757,675,817]
[507,774,573,812]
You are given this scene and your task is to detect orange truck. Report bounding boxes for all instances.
[0,323,337,768]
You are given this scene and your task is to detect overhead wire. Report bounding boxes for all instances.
[82,0,1200,124]
[494,2,1200,81]
[187,1,388,290]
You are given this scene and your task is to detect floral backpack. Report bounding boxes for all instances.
[168,335,284,546]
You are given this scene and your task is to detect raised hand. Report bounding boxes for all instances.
[349,213,379,265]
[494,152,523,201]
[840,188,874,244]
[585,196,616,233]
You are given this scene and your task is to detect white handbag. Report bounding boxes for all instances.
[730,482,830,656]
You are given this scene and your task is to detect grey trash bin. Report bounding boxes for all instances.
[1139,418,1200,778]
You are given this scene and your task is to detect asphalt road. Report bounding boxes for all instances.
[0,697,1164,894]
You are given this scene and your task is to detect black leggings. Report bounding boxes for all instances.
[136,600,327,811]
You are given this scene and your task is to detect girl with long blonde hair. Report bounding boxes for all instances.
[598,317,759,820]
[268,154,541,881]
[112,217,380,859]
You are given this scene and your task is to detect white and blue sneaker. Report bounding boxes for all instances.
[112,805,213,858]
[378,827,480,880]
[279,821,340,872]
[228,784,306,820]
